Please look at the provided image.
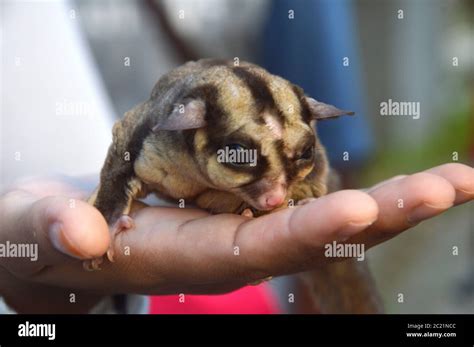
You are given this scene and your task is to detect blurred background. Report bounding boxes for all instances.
[1,0,473,313]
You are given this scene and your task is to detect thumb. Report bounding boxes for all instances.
[0,190,110,273]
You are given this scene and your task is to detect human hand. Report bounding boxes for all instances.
[0,163,472,313]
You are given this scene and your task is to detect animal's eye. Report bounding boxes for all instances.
[298,146,314,160]
[227,143,247,152]
[218,143,257,167]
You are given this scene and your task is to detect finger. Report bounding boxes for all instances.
[22,191,378,294]
[351,172,457,248]
[127,190,379,287]
[364,175,407,193]
[0,190,110,274]
[0,267,102,314]
[425,163,474,205]
[6,175,89,200]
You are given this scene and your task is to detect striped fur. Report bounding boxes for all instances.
[90,59,381,313]
[127,59,328,215]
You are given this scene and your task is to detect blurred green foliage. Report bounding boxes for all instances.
[358,106,471,186]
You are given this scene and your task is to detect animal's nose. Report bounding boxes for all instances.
[266,194,285,208]
[258,186,286,210]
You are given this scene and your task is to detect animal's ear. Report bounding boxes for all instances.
[153,99,206,131]
[305,97,355,120]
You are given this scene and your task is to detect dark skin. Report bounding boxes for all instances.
[0,163,472,313]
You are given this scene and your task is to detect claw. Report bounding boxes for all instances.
[106,215,135,264]
[83,261,93,272]
[83,257,103,271]
[114,215,135,232]
[82,215,135,271]
[241,208,254,218]
[106,248,115,263]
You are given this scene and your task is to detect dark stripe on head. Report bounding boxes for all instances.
[186,84,226,129]
[183,84,268,178]
[273,139,297,183]
[232,66,285,124]
[181,84,225,171]
[273,137,316,185]
[291,84,312,123]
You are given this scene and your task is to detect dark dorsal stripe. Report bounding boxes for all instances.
[231,66,285,124]
[94,118,152,223]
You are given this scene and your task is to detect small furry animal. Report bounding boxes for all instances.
[88,59,382,313]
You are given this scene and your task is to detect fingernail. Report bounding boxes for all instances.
[408,202,452,225]
[337,221,374,240]
[49,222,70,255]
[49,222,85,259]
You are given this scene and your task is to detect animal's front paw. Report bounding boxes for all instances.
[241,208,254,218]
[82,215,135,271]
[106,215,135,263]
[83,257,104,271]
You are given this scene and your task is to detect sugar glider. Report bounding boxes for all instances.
[88,59,382,313]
